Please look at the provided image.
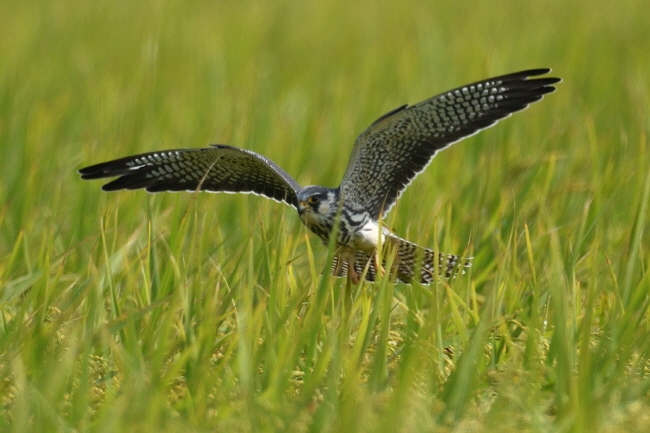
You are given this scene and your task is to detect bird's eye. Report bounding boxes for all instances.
[308,195,320,205]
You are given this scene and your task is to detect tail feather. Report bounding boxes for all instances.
[330,237,471,284]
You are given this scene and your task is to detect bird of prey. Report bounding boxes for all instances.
[79,69,560,284]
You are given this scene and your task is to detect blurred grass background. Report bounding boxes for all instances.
[1,0,649,431]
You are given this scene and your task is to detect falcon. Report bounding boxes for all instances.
[79,69,560,284]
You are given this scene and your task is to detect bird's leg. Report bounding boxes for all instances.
[373,250,385,279]
[374,243,401,282]
[347,256,360,285]
[338,249,360,284]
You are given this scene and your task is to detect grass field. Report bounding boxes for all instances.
[1,0,649,431]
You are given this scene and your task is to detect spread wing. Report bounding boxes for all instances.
[339,68,560,219]
[79,144,301,208]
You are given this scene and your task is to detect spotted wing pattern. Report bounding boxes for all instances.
[78,144,301,208]
[330,236,471,284]
[339,69,560,219]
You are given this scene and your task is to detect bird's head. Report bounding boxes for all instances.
[296,186,339,226]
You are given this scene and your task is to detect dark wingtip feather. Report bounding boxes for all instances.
[520,69,562,91]
[78,156,142,180]
[78,165,108,180]
[504,68,561,88]
[520,68,551,76]
[78,165,98,176]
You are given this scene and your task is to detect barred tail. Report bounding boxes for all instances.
[391,237,472,283]
[330,237,472,284]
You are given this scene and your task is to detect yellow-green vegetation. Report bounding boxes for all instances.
[1,0,649,431]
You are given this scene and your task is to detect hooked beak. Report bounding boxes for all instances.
[297,201,309,214]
